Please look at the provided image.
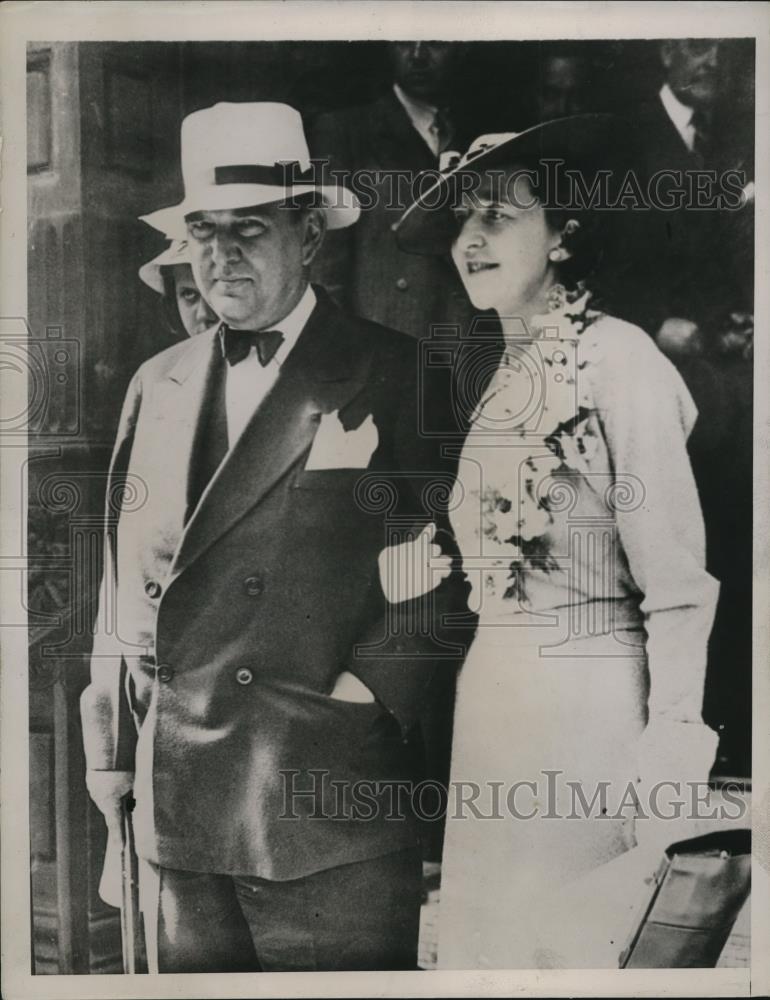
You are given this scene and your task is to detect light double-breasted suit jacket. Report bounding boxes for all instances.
[81,288,471,880]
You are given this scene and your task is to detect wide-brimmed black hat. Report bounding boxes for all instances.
[393,113,635,256]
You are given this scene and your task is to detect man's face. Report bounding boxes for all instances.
[185,203,322,329]
[390,42,456,103]
[539,56,589,120]
[661,39,721,109]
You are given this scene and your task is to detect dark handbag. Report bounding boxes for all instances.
[619,828,750,968]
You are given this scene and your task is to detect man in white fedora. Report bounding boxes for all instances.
[80,101,468,972]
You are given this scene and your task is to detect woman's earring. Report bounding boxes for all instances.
[548,248,566,262]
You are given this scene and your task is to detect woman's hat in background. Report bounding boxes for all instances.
[393,113,635,256]
[139,102,360,239]
[138,240,191,295]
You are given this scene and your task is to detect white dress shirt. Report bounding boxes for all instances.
[392,83,444,157]
[659,82,697,152]
[224,284,316,448]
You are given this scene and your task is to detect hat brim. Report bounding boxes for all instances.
[138,241,192,294]
[140,183,360,239]
[394,114,635,256]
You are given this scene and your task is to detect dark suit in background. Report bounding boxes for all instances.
[626,86,754,778]
[675,354,753,778]
[623,86,753,342]
[308,91,474,341]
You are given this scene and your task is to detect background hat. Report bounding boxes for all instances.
[138,240,191,294]
[394,113,635,256]
[140,102,360,239]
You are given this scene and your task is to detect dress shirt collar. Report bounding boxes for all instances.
[272,284,316,366]
[659,82,696,150]
[393,83,439,138]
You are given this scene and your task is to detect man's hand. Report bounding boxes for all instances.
[378,522,452,604]
[655,317,703,358]
[85,770,135,842]
[329,671,376,703]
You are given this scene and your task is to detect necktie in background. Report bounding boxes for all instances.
[691,108,713,164]
[430,108,454,157]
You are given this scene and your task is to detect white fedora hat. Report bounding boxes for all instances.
[138,239,192,295]
[139,102,360,239]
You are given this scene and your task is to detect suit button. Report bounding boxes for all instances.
[236,668,253,686]
[243,575,263,597]
[396,277,409,291]
[145,580,162,599]
[156,664,174,683]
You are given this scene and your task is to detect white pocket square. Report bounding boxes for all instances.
[305,409,378,470]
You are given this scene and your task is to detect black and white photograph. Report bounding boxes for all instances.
[1,2,768,997]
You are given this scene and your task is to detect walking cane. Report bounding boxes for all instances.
[120,794,148,974]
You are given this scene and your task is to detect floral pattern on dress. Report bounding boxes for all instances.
[453,286,603,603]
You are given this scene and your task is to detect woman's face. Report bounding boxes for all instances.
[171,264,217,337]
[450,171,561,316]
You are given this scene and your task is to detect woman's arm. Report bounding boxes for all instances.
[343,337,474,734]
[588,320,720,725]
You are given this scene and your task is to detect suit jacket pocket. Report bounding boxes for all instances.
[252,678,385,764]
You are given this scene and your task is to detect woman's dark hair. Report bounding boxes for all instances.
[521,156,622,313]
[529,163,613,309]
[160,267,188,339]
[544,205,607,301]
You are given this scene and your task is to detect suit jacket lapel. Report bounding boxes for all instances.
[370,92,437,170]
[169,292,373,580]
[146,328,222,536]
[643,96,695,168]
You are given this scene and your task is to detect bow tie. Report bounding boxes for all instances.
[219,326,284,367]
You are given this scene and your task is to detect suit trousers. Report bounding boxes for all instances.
[147,847,422,972]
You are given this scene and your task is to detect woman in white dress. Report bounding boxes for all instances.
[390,117,721,968]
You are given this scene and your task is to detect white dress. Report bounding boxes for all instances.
[436,298,719,969]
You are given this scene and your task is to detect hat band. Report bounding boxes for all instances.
[214,162,315,187]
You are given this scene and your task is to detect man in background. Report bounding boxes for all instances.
[308,41,475,341]
[628,39,752,355]
[628,39,753,781]
[535,43,593,121]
